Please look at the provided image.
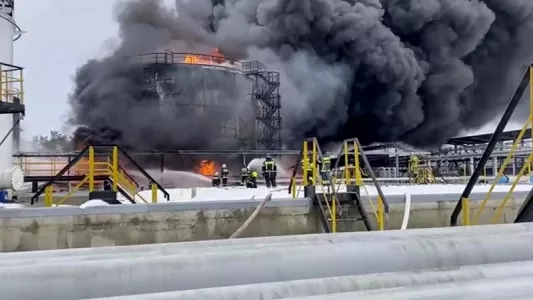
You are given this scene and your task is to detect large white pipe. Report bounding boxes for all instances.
[278,276,533,300]
[83,260,533,300]
[0,3,23,190]
[3,222,533,261]
[0,224,531,267]
[3,234,533,300]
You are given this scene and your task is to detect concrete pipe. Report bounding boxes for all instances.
[277,276,533,300]
[4,223,533,267]
[82,260,533,300]
[3,234,533,300]
[3,222,533,261]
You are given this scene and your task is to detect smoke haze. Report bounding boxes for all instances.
[69,0,533,149]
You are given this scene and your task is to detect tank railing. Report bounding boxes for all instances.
[135,51,244,72]
[0,62,24,104]
[471,115,532,225]
[450,64,532,226]
[490,151,533,224]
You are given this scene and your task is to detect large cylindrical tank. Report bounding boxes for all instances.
[0,1,24,190]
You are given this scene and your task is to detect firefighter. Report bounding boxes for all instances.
[301,155,314,185]
[103,180,111,191]
[221,164,229,186]
[246,171,258,188]
[262,155,277,188]
[212,172,221,187]
[240,165,250,185]
[320,156,332,184]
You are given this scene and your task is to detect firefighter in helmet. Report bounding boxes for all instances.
[221,164,229,186]
[240,165,250,185]
[212,172,221,187]
[262,154,277,188]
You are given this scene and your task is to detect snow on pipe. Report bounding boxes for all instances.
[3,222,533,261]
[4,234,533,300]
[83,260,533,300]
[277,276,533,300]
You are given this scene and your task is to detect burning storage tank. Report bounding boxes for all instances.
[134,49,257,150]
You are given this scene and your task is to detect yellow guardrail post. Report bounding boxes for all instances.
[530,65,533,151]
[151,183,158,203]
[88,146,95,192]
[377,195,384,230]
[44,186,53,207]
[331,189,336,233]
[343,142,349,185]
[302,141,309,186]
[312,140,317,185]
[354,141,362,186]
[461,197,470,226]
[112,146,118,192]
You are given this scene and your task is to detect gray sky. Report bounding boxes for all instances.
[11,0,520,141]
[14,0,118,139]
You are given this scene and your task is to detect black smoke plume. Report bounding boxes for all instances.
[70,0,533,150]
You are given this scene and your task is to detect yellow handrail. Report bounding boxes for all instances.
[340,140,384,230]
[55,176,90,206]
[491,152,533,224]
[472,115,532,224]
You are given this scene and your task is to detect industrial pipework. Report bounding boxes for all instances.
[2,223,533,300]
[0,0,24,194]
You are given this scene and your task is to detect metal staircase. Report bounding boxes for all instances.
[243,61,282,150]
[29,145,170,206]
[289,138,389,233]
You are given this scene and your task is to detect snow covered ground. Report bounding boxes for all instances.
[126,183,533,203]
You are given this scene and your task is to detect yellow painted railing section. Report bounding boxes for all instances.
[290,138,386,232]
[0,63,24,104]
[467,66,533,225]
[335,138,385,231]
[42,146,157,207]
[469,115,532,225]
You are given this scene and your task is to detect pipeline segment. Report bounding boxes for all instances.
[83,260,533,300]
[278,276,533,299]
[3,222,533,261]
[3,234,533,300]
[3,223,533,267]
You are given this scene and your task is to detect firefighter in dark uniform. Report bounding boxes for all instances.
[221,164,229,186]
[212,172,221,187]
[247,171,258,188]
[320,156,332,184]
[262,155,277,188]
[240,165,250,185]
[103,180,111,191]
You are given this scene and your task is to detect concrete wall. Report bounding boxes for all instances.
[0,191,528,252]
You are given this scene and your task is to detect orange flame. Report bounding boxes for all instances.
[183,48,226,65]
[195,160,217,176]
